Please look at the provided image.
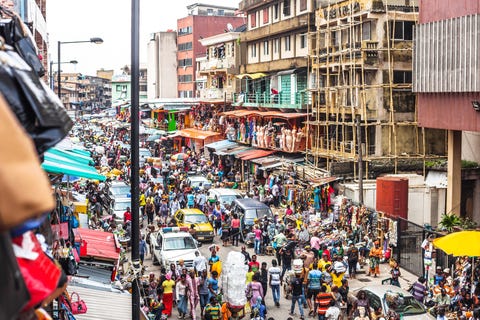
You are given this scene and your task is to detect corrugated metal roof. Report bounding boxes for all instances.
[67,283,133,320]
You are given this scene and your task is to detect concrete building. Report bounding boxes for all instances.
[147,31,178,99]
[306,0,446,178]
[234,0,316,112]
[413,0,480,221]
[196,24,246,101]
[176,3,245,98]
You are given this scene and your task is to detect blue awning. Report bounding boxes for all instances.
[204,139,239,151]
[42,148,105,181]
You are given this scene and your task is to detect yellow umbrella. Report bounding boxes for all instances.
[432,230,480,257]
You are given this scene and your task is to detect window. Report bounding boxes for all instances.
[274,3,279,19]
[390,21,414,40]
[362,22,371,40]
[178,42,192,51]
[140,85,147,92]
[251,44,257,58]
[178,26,192,36]
[284,35,291,51]
[218,9,224,16]
[178,75,193,83]
[283,0,291,16]
[207,8,213,15]
[300,34,307,49]
[178,58,192,67]
[250,12,256,28]
[263,8,269,24]
[273,38,279,53]
[179,90,193,98]
[300,0,307,11]
[263,41,269,55]
[393,71,412,84]
[116,84,127,92]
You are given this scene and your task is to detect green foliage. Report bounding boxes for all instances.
[461,160,479,168]
[459,217,478,230]
[439,213,461,233]
[425,160,446,169]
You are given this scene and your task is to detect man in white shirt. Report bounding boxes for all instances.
[268,259,282,307]
[325,299,340,320]
[193,251,208,274]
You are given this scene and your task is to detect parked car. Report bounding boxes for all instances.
[174,208,214,242]
[348,285,435,319]
[149,227,202,269]
[110,197,132,224]
[207,188,242,208]
[103,181,131,209]
[185,175,212,191]
[230,198,273,242]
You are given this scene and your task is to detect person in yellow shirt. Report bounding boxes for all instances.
[161,274,175,317]
[139,192,146,217]
[317,253,331,272]
[246,266,255,284]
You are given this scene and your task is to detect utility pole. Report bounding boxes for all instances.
[356,114,364,205]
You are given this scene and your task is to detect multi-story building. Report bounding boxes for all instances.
[111,66,148,102]
[306,0,446,176]
[147,31,178,99]
[233,0,316,111]
[196,24,246,101]
[176,3,245,98]
[413,0,480,221]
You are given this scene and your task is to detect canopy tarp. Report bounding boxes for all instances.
[204,139,239,151]
[43,149,105,181]
[47,148,94,166]
[176,128,220,140]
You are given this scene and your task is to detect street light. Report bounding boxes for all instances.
[50,60,78,90]
[57,37,103,98]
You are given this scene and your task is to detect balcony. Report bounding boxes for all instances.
[199,87,234,100]
[198,57,237,74]
[242,13,314,42]
[231,90,310,110]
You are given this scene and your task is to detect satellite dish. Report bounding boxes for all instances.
[226,23,234,32]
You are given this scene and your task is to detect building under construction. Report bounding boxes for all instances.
[306,0,447,178]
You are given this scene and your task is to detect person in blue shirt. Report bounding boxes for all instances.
[187,191,195,208]
[208,270,220,298]
[139,235,148,264]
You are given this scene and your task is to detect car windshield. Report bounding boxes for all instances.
[257,208,270,219]
[163,237,196,251]
[389,296,426,315]
[111,186,130,196]
[184,214,208,224]
[245,209,257,220]
[219,195,240,205]
[114,201,130,211]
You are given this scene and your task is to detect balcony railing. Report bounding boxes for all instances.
[231,91,310,109]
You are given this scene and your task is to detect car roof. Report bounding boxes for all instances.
[178,208,204,215]
[113,197,131,203]
[209,188,241,196]
[110,181,129,186]
[160,231,193,239]
[233,198,270,209]
[354,285,414,297]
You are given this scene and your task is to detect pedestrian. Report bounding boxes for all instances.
[139,234,147,264]
[198,270,210,319]
[389,259,401,287]
[289,272,305,320]
[249,255,260,273]
[253,224,262,255]
[193,251,207,275]
[161,273,175,317]
[316,285,334,320]
[324,299,341,320]
[410,276,428,303]
[241,245,251,264]
[368,241,383,277]
[246,273,264,306]
[260,262,268,301]
[346,241,359,279]
[188,269,199,320]
[306,262,322,316]
[204,296,221,320]
[176,274,189,319]
[268,259,282,307]
[230,213,241,246]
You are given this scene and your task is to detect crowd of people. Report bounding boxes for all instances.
[69,118,480,320]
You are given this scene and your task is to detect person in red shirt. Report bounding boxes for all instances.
[248,254,260,273]
[123,207,132,223]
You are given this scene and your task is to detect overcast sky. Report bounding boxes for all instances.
[46,0,240,76]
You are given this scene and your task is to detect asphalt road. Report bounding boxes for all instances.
[143,233,419,319]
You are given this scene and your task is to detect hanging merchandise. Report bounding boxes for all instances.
[0,39,73,155]
[12,231,62,311]
[0,232,30,319]
[0,93,55,231]
[0,6,45,77]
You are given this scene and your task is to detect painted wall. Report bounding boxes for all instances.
[419,0,480,23]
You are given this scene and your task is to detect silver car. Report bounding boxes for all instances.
[349,285,435,319]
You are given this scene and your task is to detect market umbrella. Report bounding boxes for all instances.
[432,230,480,257]
[432,230,480,292]
[171,153,189,161]
[147,134,161,142]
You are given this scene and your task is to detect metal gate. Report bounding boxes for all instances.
[395,217,426,277]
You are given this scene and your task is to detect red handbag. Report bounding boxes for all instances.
[70,291,87,314]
